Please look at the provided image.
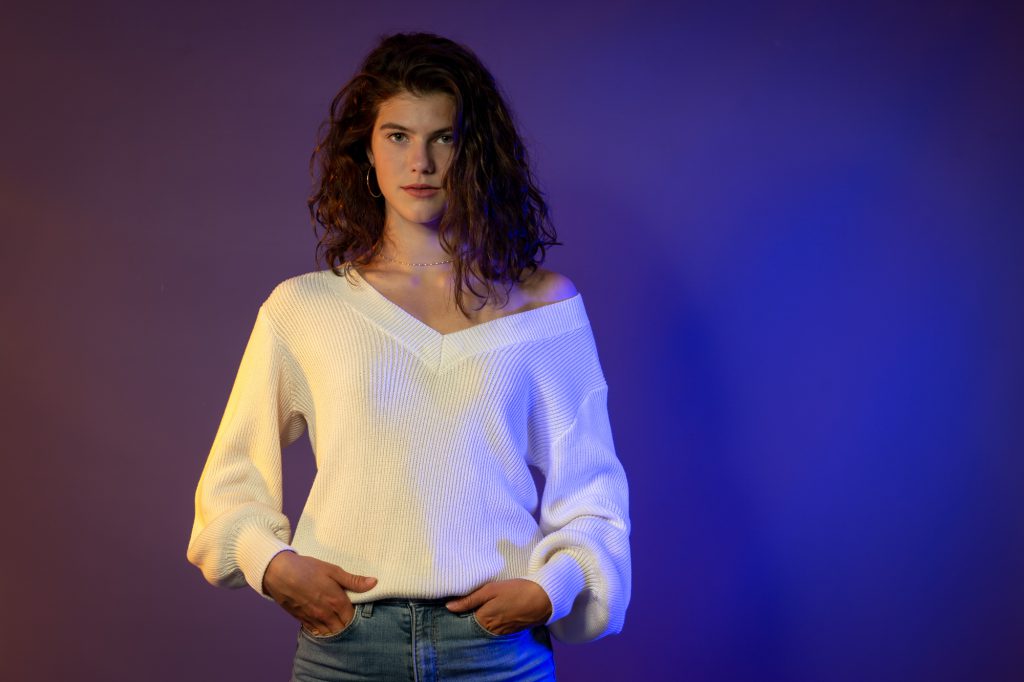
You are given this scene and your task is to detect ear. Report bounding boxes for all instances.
[366,145,374,166]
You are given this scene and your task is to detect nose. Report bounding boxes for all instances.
[408,141,435,175]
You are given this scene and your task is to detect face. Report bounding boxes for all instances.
[366,90,456,231]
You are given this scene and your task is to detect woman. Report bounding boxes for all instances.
[186,32,631,681]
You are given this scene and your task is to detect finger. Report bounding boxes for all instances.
[307,608,348,636]
[314,594,353,633]
[332,565,378,592]
[327,599,360,633]
[303,602,335,634]
[446,586,491,612]
[321,612,346,635]
[306,617,332,636]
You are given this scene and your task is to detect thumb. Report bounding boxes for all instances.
[333,566,378,592]
[446,588,487,613]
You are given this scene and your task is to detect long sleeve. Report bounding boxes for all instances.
[524,384,632,644]
[186,304,307,600]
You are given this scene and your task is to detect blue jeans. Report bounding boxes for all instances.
[290,597,557,681]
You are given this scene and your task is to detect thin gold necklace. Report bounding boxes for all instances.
[378,253,454,267]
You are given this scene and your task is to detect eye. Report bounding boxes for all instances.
[386,132,407,142]
[436,134,455,145]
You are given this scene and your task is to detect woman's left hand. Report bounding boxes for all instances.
[446,578,554,635]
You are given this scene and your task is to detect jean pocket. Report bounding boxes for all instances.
[468,610,525,639]
[299,605,362,643]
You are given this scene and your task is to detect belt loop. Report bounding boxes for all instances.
[362,601,374,618]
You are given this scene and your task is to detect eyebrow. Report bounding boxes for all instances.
[378,123,454,135]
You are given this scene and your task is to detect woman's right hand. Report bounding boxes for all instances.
[261,550,378,635]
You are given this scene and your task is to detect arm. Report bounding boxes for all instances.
[524,384,632,644]
[185,304,306,599]
[185,303,378,634]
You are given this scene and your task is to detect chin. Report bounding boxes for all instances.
[384,198,446,226]
[398,209,446,226]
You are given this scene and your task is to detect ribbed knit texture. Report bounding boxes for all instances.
[186,267,631,643]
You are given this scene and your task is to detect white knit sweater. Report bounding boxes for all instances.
[186,267,631,643]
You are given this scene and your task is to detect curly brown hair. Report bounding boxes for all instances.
[308,31,562,315]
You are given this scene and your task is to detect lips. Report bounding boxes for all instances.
[403,186,440,198]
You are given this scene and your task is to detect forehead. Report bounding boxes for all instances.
[374,91,455,127]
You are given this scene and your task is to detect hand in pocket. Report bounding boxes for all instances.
[447,578,553,635]
[262,550,377,636]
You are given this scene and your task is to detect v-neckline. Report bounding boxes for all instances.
[325,266,589,372]
[348,265,582,340]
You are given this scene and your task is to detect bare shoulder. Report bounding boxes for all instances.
[519,267,578,304]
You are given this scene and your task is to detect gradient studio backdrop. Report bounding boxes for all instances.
[2,1,1022,680]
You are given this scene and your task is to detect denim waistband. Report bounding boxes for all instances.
[366,596,460,606]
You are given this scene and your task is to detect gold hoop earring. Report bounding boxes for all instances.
[366,167,383,198]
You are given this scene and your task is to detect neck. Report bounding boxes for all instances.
[378,215,450,260]
[375,218,454,268]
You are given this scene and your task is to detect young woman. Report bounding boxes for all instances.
[187,32,631,681]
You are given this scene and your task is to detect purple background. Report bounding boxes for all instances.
[3,1,1022,680]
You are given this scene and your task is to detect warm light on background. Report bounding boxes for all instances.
[2,2,1022,680]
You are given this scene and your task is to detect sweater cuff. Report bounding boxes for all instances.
[236,524,295,601]
[525,551,586,626]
